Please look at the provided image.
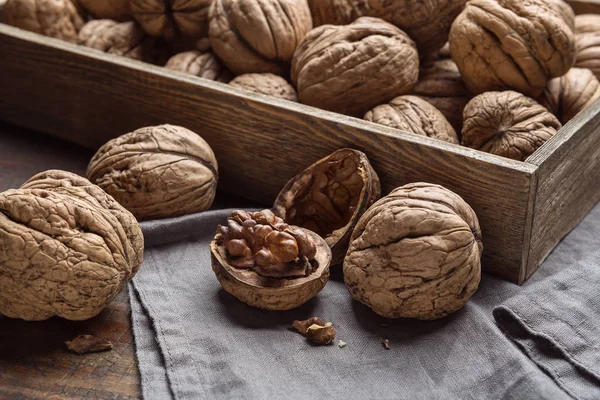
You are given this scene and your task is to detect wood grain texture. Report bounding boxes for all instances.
[567,0,600,14]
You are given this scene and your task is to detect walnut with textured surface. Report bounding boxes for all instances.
[364,95,459,144]
[292,17,419,117]
[229,73,297,102]
[307,0,366,26]
[462,91,561,161]
[78,0,132,21]
[344,182,482,320]
[0,170,143,321]
[86,124,218,221]
[211,209,331,310]
[166,50,232,82]
[574,14,600,79]
[131,0,212,38]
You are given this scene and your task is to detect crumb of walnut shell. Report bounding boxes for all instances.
[131,0,212,38]
[66,334,113,355]
[2,0,85,43]
[229,73,298,102]
[574,14,600,80]
[293,317,336,345]
[462,91,562,161]
[166,51,233,82]
[78,0,132,21]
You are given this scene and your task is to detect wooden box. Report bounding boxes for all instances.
[1,3,599,284]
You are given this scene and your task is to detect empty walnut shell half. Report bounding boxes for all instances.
[131,0,212,38]
[538,68,600,125]
[209,0,313,76]
[166,50,233,82]
[211,209,331,310]
[273,149,381,266]
[1,170,143,321]
[364,95,459,144]
[449,0,576,97]
[344,182,482,320]
[2,0,85,43]
[87,125,218,221]
[229,73,298,102]
[462,91,561,161]
[574,14,600,80]
[78,0,132,21]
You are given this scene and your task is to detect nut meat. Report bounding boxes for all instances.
[343,183,482,320]
[131,0,212,38]
[229,73,298,102]
[574,14,600,79]
[78,0,132,21]
[166,50,233,82]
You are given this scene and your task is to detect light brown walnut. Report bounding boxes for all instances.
[343,182,482,320]
[0,170,143,321]
[364,95,459,144]
[449,0,576,97]
[166,50,233,82]
[462,91,561,161]
[574,14,600,80]
[2,0,85,43]
[78,0,132,21]
[131,0,212,38]
[209,0,313,76]
[86,125,218,221]
[291,17,419,117]
[229,73,298,102]
[307,0,367,26]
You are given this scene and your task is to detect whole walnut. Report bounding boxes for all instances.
[449,0,576,97]
[131,0,212,38]
[343,182,482,320]
[307,0,366,26]
[166,50,233,82]
[2,0,85,43]
[538,68,600,125]
[229,73,298,102]
[78,0,132,21]
[364,95,459,144]
[291,17,419,117]
[78,20,170,65]
[0,170,143,321]
[462,91,561,161]
[574,14,600,79]
[209,0,313,76]
[87,125,218,221]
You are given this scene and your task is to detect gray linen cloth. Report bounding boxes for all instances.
[129,204,600,400]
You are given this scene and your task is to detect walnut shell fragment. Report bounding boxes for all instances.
[291,17,419,117]
[209,0,313,76]
[292,317,336,345]
[229,73,298,102]
[462,91,561,161]
[574,14,600,79]
[166,50,233,82]
[449,0,576,97]
[78,0,132,21]
[343,183,482,320]
[273,149,380,266]
[538,68,600,125]
[87,125,218,221]
[131,0,212,38]
[211,210,331,310]
[2,0,85,43]
[66,334,113,355]
[364,95,459,144]
[0,170,144,321]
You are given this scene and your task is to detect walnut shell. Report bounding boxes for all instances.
[449,0,576,97]
[209,0,313,76]
[273,149,381,266]
[78,0,132,21]
[2,0,85,43]
[574,15,600,80]
[131,0,212,38]
[343,182,482,320]
[307,0,366,26]
[538,68,600,125]
[291,17,419,117]
[462,91,561,161]
[229,73,298,102]
[364,95,459,144]
[86,125,218,221]
[0,170,143,321]
[165,50,233,82]
[211,210,331,310]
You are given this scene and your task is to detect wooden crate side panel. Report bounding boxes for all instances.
[0,27,537,282]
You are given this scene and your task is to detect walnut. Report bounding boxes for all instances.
[449,0,576,97]
[291,17,419,117]
[343,182,482,320]
[574,14,600,79]
[538,68,600,125]
[211,209,331,310]
[86,125,218,221]
[412,58,471,133]
[292,317,336,345]
[209,0,313,76]
[273,149,381,266]
[65,334,113,354]
[0,170,144,321]
[462,91,561,161]
[78,0,132,21]
[2,0,85,43]
[165,50,233,82]
[364,95,459,144]
[307,0,367,26]
[131,0,212,39]
[78,20,170,65]
[229,73,298,102]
